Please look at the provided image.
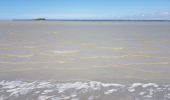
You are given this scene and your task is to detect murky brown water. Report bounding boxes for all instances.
[0,21,170,99]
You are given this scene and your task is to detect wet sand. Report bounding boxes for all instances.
[0,21,170,99]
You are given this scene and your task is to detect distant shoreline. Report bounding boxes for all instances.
[11,19,170,22]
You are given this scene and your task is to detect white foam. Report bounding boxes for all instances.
[142,83,159,88]
[104,89,117,95]
[51,97,63,100]
[140,92,146,96]
[43,90,54,94]
[0,80,170,100]
[132,83,143,88]
[38,95,54,100]
[127,83,144,93]
[102,83,124,88]
[37,81,53,88]
[128,87,135,92]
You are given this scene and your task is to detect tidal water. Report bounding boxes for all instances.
[0,21,170,100]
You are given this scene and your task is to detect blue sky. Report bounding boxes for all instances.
[0,0,170,20]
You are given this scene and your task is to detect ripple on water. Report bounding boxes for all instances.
[0,80,170,100]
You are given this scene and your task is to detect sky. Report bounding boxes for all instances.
[0,0,170,20]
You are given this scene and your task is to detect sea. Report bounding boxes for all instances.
[0,21,170,100]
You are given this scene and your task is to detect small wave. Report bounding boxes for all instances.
[0,50,79,58]
[0,80,170,100]
[103,47,125,51]
[0,60,74,65]
[2,54,33,58]
[36,50,79,57]
[82,55,170,60]
[47,50,79,54]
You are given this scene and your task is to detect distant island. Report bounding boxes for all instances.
[34,18,46,21]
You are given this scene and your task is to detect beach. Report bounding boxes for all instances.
[0,21,170,99]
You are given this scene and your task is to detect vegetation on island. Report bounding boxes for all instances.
[34,18,46,21]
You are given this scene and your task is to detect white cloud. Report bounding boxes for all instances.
[130,11,170,20]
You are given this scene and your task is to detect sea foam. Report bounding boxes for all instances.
[0,80,170,100]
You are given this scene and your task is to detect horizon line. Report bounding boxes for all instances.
[1,18,170,21]
[12,19,170,21]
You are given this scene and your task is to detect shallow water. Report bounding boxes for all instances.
[0,21,170,99]
[0,80,170,100]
